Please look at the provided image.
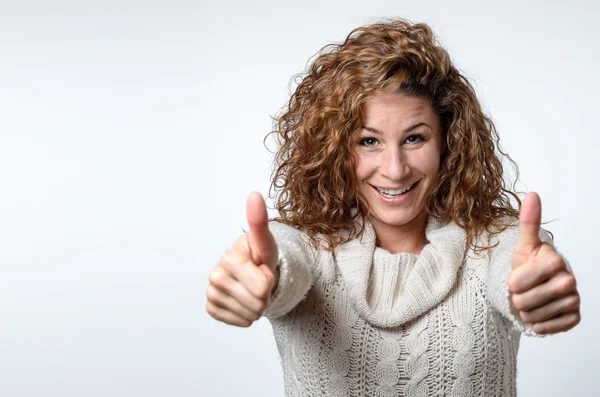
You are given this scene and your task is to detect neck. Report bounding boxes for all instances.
[369,211,428,254]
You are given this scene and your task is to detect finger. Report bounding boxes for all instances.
[511,271,576,312]
[220,250,274,300]
[209,266,267,313]
[508,244,566,293]
[258,263,279,293]
[246,192,276,266]
[206,301,252,327]
[519,292,580,323]
[532,311,581,335]
[513,192,542,267]
[206,284,263,322]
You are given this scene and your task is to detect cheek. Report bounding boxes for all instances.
[354,153,376,179]
[412,148,441,176]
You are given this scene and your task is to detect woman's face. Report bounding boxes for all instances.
[354,93,443,234]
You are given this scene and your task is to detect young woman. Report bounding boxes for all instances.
[206,19,580,396]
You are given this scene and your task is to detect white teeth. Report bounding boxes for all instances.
[376,184,413,197]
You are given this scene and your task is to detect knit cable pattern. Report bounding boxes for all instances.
[265,219,554,396]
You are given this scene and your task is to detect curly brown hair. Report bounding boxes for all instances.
[268,18,522,252]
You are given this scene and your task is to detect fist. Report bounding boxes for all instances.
[508,192,581,334]
[206,192,279,327]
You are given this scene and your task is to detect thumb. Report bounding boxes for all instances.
[513,192,542,268]
[246,192,277,268]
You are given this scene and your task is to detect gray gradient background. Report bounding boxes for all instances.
[1,0,598,396]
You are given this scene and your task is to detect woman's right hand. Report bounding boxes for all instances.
[206,192,279,327]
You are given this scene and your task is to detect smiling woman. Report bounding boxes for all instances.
[355,94,443,254]
[267,20,524,258]
[206,18,580,396]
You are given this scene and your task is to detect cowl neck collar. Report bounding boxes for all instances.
[334,217,467,328]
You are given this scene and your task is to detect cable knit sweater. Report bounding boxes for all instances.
[263,217,556,397]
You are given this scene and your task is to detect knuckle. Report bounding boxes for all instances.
[239,320,253,328]
[559,274,576,293]
[209,267,226,288]
[256,298,267,313]
[249,299,267,317]
[519,310,532,322]
[206,302,219,318]
[257,281,272,299]
[250,310,262,321]
[567,274,577,290]
[206,285,215,302]
[206,285,220,303]
[507,273,519,293]
[566,294,580,310]
[569,312,581,327]
[512,294,525,310]
[263,271,275,288]
[208,268,220,283]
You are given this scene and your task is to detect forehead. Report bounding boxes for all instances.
[362,94,438,127]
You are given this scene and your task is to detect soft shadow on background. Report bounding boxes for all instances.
[0,0,598,396]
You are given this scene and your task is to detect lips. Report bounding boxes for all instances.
[366,180,418,204]
[374,183,415,197]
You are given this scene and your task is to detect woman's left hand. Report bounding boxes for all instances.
[508,192,581,335]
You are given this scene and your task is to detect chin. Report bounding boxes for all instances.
[371,212,421,228]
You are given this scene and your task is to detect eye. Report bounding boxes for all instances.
[358,137,379,147]
[405,134,426,145]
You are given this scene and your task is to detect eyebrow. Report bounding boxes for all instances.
[362,122,431,134]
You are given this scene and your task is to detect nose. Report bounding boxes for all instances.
[380,146,409,181]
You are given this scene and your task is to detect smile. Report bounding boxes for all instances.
[373,182,417,198]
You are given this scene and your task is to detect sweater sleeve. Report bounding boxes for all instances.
[486,223,570,336]
[262,221,315,319]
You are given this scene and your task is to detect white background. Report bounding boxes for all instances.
[1,0,598,396]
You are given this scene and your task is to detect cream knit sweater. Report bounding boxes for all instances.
[264,217,554,397]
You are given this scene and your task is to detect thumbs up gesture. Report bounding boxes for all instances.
[508,192,581,334]
[206,192,279,327]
